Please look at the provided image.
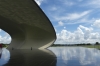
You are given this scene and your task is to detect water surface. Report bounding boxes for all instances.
[48,47,100,66]
[0,47,100,66]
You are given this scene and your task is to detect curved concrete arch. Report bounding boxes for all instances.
[0,0,56,49]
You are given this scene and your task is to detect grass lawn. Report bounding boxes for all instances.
[50,45,100,49]
[3,44,100,49]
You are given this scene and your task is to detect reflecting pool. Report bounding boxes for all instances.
[48,47,100,66]
[0,47,100,66]
[0,48,10,66]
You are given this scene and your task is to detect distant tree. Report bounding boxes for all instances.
[95,42,99,45]
[88,43,91,45]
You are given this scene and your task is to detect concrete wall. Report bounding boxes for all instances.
[0,0,56,49]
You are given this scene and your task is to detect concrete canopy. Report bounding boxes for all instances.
[0,0,56,49]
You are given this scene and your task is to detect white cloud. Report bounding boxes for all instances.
[54,28,57,32]
[50,6,57,11]
[79,25,93,32]
[0,30,11,44]
[72,17,95,24]
[92,19,100,28]
[79,25,93,40]
[0,29,1,32]
[80,0,100,8]
[54,10,91,21]
[0,36,11,44]
[64,27,66,29]
[58,21,64,26]
[35,0,44,6]
[58,17,95,25]
[55,25,100,44]
[90,32,100,39]
[74,26,84,40]
[65,10,91,20]
[0,48,10,65]
[88,0,100,8]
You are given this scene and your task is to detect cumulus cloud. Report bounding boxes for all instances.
[92,19,100,28]
[0,30,11,44]
[55,25,100,44]
[0,35,11,44]
[34,0,44,6]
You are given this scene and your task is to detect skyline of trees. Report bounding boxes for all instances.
[52,42,100,46]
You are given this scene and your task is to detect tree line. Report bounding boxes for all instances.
[0,43,9,48]
[51,42,100,46]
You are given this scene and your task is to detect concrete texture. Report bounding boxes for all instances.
[0,0,56,49]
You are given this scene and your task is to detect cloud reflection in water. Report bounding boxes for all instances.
[48,47,100,66]
[0,48,10,66]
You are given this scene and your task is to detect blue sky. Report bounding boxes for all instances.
[0,0,100,44]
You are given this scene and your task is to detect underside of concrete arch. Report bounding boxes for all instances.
[0,0,56,49]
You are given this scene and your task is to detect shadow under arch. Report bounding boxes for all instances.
[0,0,56,49]
[3,49,57,66]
